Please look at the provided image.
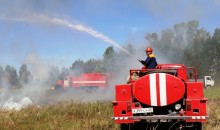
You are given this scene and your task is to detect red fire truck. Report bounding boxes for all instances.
[112,64,208,130]
[52,73,110,91]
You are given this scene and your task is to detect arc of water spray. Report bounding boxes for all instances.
[52,18,135,57]
[0,12,136,59]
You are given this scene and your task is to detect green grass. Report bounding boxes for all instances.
[204,86,220,99]
[203,86,220,130]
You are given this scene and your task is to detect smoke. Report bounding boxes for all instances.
[24,53,50,81]
[0,9,139,107]
[0,12,137,108]
[2,97,32,111]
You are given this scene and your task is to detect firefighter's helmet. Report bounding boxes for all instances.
[146,47,153,52]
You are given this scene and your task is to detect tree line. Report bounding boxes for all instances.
[0,44,135,88]
[1,20,220,88]
[0,64,32,88]
[146,20,220,84]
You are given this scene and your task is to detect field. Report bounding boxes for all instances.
[0,87,219,130]
[0,101,118,130]
[203,86,220,130]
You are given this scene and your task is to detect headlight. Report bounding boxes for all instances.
[175,104,181,110]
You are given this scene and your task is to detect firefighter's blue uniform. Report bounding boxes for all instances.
[145,54,157,69]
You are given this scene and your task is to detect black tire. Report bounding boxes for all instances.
[121,122,202,130]
[120,123,149,130]
[120,124,131,130]
[193,122,202,130]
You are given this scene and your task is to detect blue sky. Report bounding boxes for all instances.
[0,0,220,69]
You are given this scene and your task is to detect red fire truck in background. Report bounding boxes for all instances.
[112,64,208,130]
[51,73,110,91]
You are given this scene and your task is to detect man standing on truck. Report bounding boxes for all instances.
[128,47,158,82]
[139,47,157,69]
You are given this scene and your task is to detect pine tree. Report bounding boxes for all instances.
[103,46,117,73]
[19,64,32,85]
[70,59,85,75]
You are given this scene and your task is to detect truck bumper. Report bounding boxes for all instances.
[112,115,208,123]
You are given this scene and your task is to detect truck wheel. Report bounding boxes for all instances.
[120,124,133,130]
[193,122,202,130]
[120,123,148,130]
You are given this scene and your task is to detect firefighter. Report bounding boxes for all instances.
[139,47,157,69]
[127,70,139,83]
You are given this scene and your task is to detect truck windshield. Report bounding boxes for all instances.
[206,77,211,80]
